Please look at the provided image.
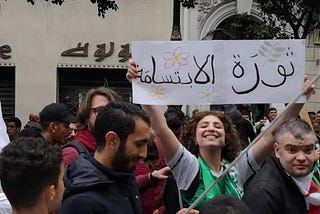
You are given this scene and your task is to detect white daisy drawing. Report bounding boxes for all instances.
[198,86,218,103]
[150,86,166,100]
[162,46,189,71]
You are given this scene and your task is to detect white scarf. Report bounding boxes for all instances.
[292,171,320,209]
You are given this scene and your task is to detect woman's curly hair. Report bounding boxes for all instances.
[181,111,241,162]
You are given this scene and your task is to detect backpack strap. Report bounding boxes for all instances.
[62,140,90,155]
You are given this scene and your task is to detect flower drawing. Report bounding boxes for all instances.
[163,46,189,70]
[198,86,218,103]
[150,86,166,100]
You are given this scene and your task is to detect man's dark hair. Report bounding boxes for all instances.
[268,107,277,113]
[0,137,62,209]
[274,118,314,144]
[164,108,185,131]
[19,126,42,138]
[7,117,22,128]
[199,195,250,214]
[94,101,150,151]
[308,111,316,116]
[145,138,159,162]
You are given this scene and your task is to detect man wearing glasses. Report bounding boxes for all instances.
[62,87,119,166]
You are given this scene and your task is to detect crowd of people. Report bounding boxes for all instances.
[0,60,318,214]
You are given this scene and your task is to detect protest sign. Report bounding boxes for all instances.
[132,40,305,105]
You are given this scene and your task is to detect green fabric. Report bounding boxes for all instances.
[103,78,109,88]
[313,176,320,193]
[185,157,243,209]
[252,104,261,121]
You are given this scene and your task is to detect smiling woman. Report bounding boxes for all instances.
[127,56,313,210]
[182,111,240,163]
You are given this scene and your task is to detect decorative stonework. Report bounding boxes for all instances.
[171,24,182,41]
[196,1,261,39]
[0,62,14,67]
[197,0,224,23]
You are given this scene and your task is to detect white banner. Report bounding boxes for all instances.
[132,40,306,105]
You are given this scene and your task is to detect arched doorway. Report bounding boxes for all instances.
[199,1,262,40]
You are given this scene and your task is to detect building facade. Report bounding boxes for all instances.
[0,0,173,124]
[0,0,319,124]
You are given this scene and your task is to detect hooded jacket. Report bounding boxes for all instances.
[58,154,142,214]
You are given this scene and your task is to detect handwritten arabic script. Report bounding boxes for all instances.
[132,40,306,105]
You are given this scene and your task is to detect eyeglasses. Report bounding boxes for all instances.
[90,105,106,116]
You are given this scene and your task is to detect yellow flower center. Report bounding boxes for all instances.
[205,92,211,97]
[173,55,179,61]
[155,90,161,96]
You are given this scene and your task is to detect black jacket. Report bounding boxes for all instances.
[242,154,307,214]
[58,154,142,214]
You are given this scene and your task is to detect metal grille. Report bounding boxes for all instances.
[0,66,15,121]
[58,67,131,116]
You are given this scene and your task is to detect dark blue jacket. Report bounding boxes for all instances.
[58,154,142,214]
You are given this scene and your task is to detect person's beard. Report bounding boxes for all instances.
[111,142,135,173]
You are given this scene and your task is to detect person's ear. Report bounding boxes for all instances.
[274,143,280,158]
[105,131,120,150]
[49,122,57,133]
[44,185,56,202]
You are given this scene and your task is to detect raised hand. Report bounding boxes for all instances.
[126,59,138,82]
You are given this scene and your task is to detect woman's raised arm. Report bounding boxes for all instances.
[127,59,181,161]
